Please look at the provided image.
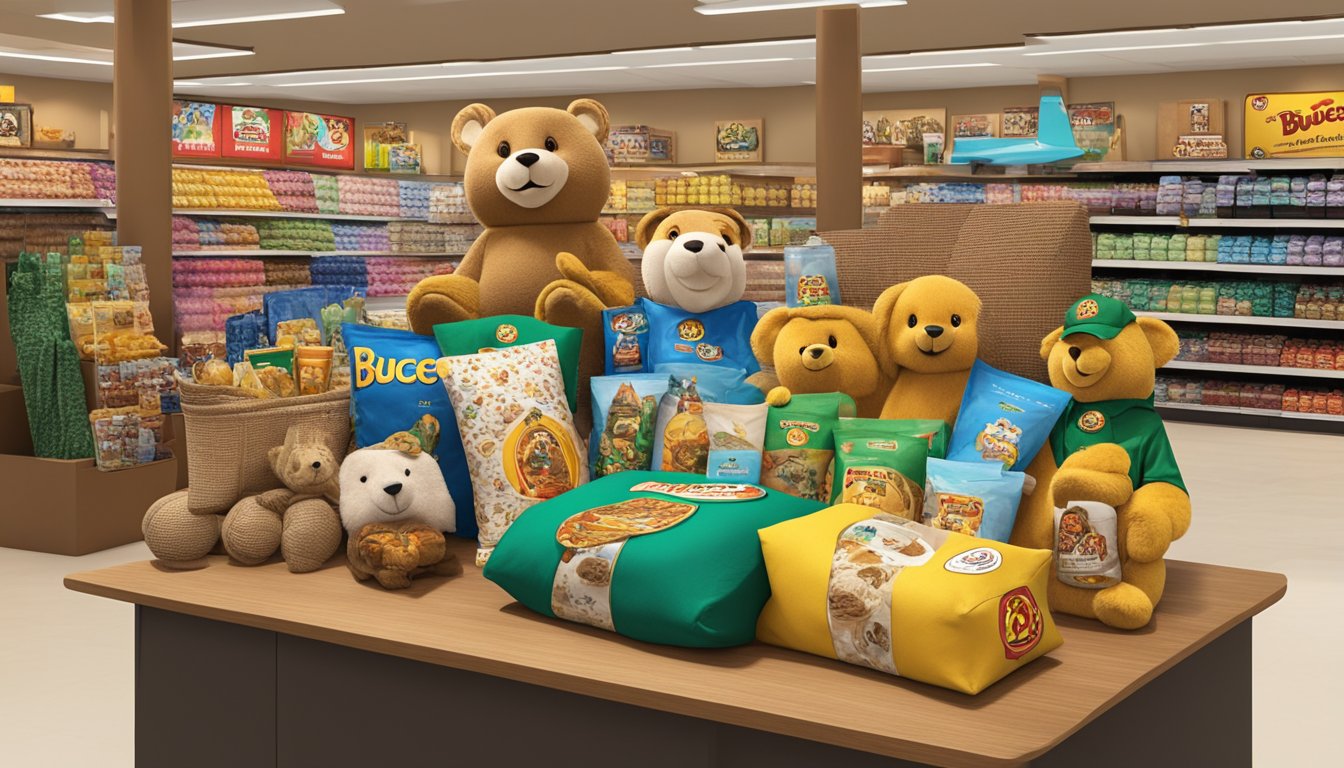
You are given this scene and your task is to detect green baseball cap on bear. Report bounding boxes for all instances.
[1062,294,1136,340]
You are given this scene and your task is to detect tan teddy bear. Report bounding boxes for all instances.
[749,304,892,418]
[406,99,635,429]
[219,426,344,573]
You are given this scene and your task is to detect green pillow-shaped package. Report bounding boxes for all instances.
[433,315,583,414]
[484,471,825,648]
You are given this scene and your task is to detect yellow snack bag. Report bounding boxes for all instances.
[757,503,1061,695]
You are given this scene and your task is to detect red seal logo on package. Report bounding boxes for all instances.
[1077,410,1106,433]
[1251,95,1269,111]
[999,586,1044,660]
[678,319,705,342]
[495,323,519,344]
[1075,299,1100,320]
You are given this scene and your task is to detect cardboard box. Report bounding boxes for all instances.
[0,385,181,555]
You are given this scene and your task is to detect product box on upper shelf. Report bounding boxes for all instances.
[606,125,675,165]
[1157,99,1227,160]
[1245,92,1344,160]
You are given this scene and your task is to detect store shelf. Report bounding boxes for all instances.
[608,162,816,178]
[1157,401,1344,422]
[1090,215,1344,229]
[0,146,112,162]
[173,208,427,222]
[1164,360,1344,380]
[1092,259,1344,276]
[172,249,466,258]
[363,295,410,311]
[172,159,463,182]
[1135,311,1344,330]
[0,198,116,217]
[1084,158,1344,174]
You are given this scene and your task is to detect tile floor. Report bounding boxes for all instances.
[2,420,1340,766]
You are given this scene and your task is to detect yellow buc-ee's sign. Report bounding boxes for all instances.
[1245,92,1344,159]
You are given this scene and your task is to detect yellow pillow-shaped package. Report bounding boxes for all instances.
[757,504,1061,695]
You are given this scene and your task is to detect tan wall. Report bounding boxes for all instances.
[0,73,112,149]
[5,62,1344,168]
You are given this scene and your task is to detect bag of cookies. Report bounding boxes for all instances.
[831,421,929,520]
[1054,500,1122,589]
[948,360,1071,471]
[344,323,476,539]
[484,471,825,647]
[438,339,587,564]
[434,315,583,414]
[760,393,856,501]
[757,504,1062,694]
[704,402,767,483]
[590,373,669,478]
[649,365,762,475]
[921,458,1026,543]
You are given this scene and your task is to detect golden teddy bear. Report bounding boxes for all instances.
[1011,294,1191,630]
[749,303,892,418]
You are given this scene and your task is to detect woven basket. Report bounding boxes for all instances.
[178,376,351,514]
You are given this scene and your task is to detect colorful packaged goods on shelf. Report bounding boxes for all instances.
[313,174,340,214]
[0,213,112,258]
[172,168,280,210]
[862,184,892,208]
[398,180,434,220]
[386,221,448,253]
[0,158,98,199]
[1157,375,1342,417]
[173,218,261,250]
[1283,387,1344,415]
[605,179,628,212]
[89,162,116,203]
[261,170,319,213]
[336,175,400,217]
[791,178,817,209]
[255,218,335,251]
[428,182,473,224]
[364,257,454,297]
[627,181,655,211]
[309,255,368,290]
[331,222,391,253]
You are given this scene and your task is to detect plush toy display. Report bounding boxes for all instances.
[874,275,983,426]
[220,426,344,573]
[1011,295,1191,630]
[405,99,634,428]
[339,433,461,589]
[749,304,892,418]
[636,207,750,314]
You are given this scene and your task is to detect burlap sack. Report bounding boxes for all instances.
[178,375,351,514]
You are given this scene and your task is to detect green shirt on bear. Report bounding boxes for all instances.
[1051,397,1186,494]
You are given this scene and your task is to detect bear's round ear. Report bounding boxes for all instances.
[635,207,678,250]
[711,207,753,252]
[1136,316,1180,368]
[750,308,794,367]
[871,282,908,377]
[1039,326,1064,361]
[567,99,610,141]
[452,103,496,154]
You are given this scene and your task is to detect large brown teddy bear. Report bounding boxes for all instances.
[873,275,982,426]
[1011,295,1191,630]
[749,304,891,418]
[406,99,634,429]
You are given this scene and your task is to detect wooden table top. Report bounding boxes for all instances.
[66,540,1284,768]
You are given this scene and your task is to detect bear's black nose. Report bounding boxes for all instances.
[925,325,944,338]
[383,483,403,497]
[1069,346,1082,361]
[311,461,321,469]
[683,239,704,253]
[809,347,824,359]
[515,152,539,167]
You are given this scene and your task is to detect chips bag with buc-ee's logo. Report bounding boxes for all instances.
[344,323,476,538]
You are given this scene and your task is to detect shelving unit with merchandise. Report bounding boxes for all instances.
[870,159,1344,433]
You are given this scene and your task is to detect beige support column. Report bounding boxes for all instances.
[815,5,862,232]
[114,0,175,344]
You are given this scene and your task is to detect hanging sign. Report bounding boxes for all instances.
[283,111,355,169]
[171,100,221,158]
[223,105,282,161]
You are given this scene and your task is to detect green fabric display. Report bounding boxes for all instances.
[433,315,583,414]
[7,253,94,459]
[484,470,825,648]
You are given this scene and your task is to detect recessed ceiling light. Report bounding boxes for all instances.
[1030,16,1344,41]
[639,57,800,69]
[0,49,111,66]
[40,1,345,29]
[612,47,695,55]
[1026,32,1344,56]
[37,13,115,24]
[867,44,1025,58]
[698,38,815,49]
[695,0,905,15]
[862,62,999,73]
[272,66,629,87]
[172,49,255,62]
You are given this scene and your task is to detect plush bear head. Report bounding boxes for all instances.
[751,304,885,400]
[451,99,611,227]
[873,275,982,375]
[338,444,456,535]
[268,426,340,499]
[636,207,751,313]
[1040,294,1179,403]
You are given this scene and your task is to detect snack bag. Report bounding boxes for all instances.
[831,421,929,520]
[590,373,669,478]
[344,323,476,539]
[603,305,650,375]
[1054,500,1122,589]
[484,471,825,647]
[921,458,1026,543]
[948,360,1071,470]
[224,310,270,365]
[275,318,322,348]
[761,393,856,501]
[434,315,583,414]
[839,417,949,459]
[704,402,768,483]
[295,346,334,395]
[244,348,298,398]
[438,340,588,563]
[644,298,760,375]
[757,505,1061,695]
[649,365,763,475]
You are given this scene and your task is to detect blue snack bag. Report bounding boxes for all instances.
[603,305,650,374]
[921,458,1026,543]
[265,286,360,342]
[344,324,475,539]
[644,298,760,374]
[589,373,669,477]
[224,311,269,365]
[947,360,1071,471]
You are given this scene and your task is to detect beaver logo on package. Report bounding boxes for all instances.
[999,586,1044,660]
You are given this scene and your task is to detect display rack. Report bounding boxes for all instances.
[172,250,467,258]
[1164,360,1344,380]
[1092,259,1344,276]
[1092,215,1344,230]
[173,209,420,222]
[1134,311,1344,330]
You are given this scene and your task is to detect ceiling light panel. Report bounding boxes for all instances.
[40,0,345,28]
[695,0,905,15]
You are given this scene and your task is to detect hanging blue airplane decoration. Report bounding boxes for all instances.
[948,93,1085,166]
